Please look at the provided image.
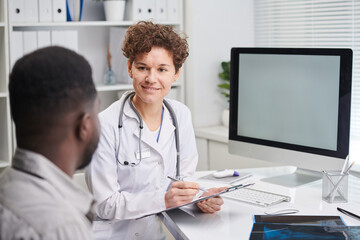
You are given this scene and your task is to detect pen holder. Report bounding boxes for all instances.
[322,170,349,203]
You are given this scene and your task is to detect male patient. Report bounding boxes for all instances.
[0,46,100,239]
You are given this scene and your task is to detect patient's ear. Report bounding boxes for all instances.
[77,113,92,142]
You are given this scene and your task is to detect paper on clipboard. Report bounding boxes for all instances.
[138,183,255,219]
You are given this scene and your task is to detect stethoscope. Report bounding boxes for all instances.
[117,91,181,178]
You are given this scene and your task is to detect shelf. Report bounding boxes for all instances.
[11,20,181,29]
[0,92,7,98]
[195,125,229,143]
[0,23,5,27]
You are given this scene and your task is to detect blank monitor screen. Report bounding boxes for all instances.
[238,53,339,151]
[229,48,352,177]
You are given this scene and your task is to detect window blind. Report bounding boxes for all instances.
[254,0,360,152]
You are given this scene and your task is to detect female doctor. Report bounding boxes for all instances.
[85,21,226,240]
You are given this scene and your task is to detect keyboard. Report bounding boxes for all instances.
[222,187,291,207]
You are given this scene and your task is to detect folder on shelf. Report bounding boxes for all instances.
[39,0,52,22]
[64,30,78,52]
[9,0,25,23]
[167,0,179,22]
[109,27,131,84]
[37,31,51,49]
[52,0,67,22]
[66,0,84,21]
[23,31,38,55]
[51,30,65,47]
[10,32,24,68]
[129,0,155,21]
[155,0,167,21]
[24,0,39,23]
[51,30,78,52]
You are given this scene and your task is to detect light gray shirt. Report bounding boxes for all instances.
[0,148,94,240]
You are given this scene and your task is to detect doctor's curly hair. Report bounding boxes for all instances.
[122,21,189,73]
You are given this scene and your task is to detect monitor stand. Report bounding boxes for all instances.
[261,168,322,188]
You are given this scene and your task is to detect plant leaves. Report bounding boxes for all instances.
[218,83,230,90]
[221,92,230,98]
[221,61,230,73]
[218,72,230,81]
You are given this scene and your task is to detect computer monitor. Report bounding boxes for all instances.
[228,48,352,187]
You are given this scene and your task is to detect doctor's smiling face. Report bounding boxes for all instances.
[122,21,189,108]
[128,46,181,106]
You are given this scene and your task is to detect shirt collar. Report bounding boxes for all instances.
[12,148,94,218]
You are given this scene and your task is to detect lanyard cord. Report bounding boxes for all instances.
[156,107,164,143]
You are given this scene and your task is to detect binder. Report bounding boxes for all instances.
[24,0,39,23]
[155,0,167,21]
[66,0,84,21]
[64,30,78,52]
[37,31,51,49]
[51,30,78,51]
[9,0,25,23]
[167,0,179,22]
[109,27,131,84]
[144,0,156,20]
[39,0,52,22]
[52,0,66,22]
[23,31,38,55]
[51,30,65,47]
[10,32,24,68]
[131,0,155,21]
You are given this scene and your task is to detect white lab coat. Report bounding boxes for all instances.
[85,92,198,240]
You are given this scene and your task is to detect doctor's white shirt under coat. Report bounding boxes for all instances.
[85,93,198,240]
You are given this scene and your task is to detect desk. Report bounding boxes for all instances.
[160,166,360,240]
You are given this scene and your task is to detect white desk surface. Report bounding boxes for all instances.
[160,166,360,240]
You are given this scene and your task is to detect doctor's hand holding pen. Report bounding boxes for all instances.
[165,181,201,209]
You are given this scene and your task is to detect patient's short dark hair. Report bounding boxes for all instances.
[9,46,96,129]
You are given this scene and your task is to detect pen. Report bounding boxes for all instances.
[341,155,349,174]
[167,176,208,192]
[337,207,360,221]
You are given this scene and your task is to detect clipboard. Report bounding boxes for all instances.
[138,183,255,219]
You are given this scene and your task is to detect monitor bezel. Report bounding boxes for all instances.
[229,47,352,159]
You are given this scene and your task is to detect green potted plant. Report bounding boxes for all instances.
[218,61,230,127]
[218,61,230,103]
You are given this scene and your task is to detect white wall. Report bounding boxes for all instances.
[184,0,254,128]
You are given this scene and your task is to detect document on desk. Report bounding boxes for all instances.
[250,215,355,240]
[254,215,345,226]
[138,183,254,219]
[249,224,360,240]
